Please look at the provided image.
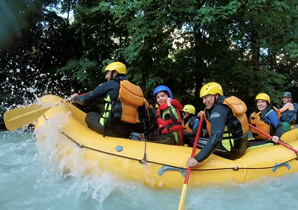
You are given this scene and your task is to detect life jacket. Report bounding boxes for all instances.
[280,102,298,124]
[250,106,281,139]
[119,80,144,123]
[204,96,249,151]
[112,80,146,124]
[183,122,193,133]
[295,103,298,124]
[294,103,298,112]
[183,116,197,133]
[156,99,184,145]
[100,95,112,129]
[100,76,130,130]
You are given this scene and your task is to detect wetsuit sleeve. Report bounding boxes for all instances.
[275,125,284,138]
[266,111,283,138]
[183,131,195,137]
[74,80,118,105]
[194,105,230,162]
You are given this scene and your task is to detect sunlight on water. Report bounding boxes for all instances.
[1,129,298,210]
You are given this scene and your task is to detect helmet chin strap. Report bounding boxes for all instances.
[213,94,219,105]
[112,71,118,78]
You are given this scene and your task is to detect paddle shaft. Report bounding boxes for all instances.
[178,117,203,210]
[249,123,298,154]
[184,117,203,184]
[65,92,90,102]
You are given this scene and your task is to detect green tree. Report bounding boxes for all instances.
[1,0,298,117]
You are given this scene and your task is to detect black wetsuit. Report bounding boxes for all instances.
[74,75,133,138]
[195,101,247,162]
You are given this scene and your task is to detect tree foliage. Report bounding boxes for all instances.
[1,0,298,120]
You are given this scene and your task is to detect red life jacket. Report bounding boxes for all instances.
[156,99,184,145]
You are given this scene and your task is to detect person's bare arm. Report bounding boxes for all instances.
[279,103,294,113]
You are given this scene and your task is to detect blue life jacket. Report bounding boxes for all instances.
[280,102,298,124]
[294,103,298,112]
[294,102,298,123]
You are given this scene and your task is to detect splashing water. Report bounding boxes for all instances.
[34,112,125,205]
[1,123,298,209]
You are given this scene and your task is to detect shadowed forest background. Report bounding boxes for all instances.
[1,0,298,129]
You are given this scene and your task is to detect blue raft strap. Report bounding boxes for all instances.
[158,165,187,177]
[272,162,291,173]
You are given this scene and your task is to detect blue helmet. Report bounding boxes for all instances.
[153,85,173,99]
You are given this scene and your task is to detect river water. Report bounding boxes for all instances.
[1,130,298,210]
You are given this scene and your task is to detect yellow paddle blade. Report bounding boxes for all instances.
[4,104,52,131]
[178,184,188,210]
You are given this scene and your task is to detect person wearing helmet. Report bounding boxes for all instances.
[248,93,284,148]
[182,104,200,146]
[138,85,184,145]
[279,91,298,132]
[69,61,138,138]
[187,82,249,168]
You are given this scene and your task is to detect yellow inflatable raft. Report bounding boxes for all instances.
[34,95,298,189]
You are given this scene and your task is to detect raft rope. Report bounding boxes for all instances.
[42,114,298,173]
[60,130,298,172]
[129,133,147,164]
[140,138,147,164]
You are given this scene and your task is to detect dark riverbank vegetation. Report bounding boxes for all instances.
[1,0,298,129]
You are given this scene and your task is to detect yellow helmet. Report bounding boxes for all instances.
[104,62,126,74]
[200,82,223,97]
[183,104,196,115]
[255,93,270,104]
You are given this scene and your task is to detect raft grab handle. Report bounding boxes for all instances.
[272,162,291,173]
[158,165,186,177]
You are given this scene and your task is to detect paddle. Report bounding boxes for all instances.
[249,123,298,154]
[3,92,87,131]
[178,116,203,210]
[4,104,54,131]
